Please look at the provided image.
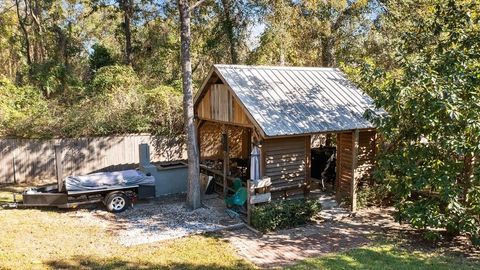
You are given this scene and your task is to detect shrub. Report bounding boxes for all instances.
[357,184,392,208]
[143,85,184,136]
[89,65,138,95]
[0,77,57,138]
[89,43,116,72]
[0,65,184,138]
[358,1,480,243]
[251,198,322,233]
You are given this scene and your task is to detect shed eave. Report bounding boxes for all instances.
[261,126,377,139]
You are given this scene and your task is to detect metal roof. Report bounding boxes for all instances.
[212,64,377,137]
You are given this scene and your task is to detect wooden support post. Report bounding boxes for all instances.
[247,178,271,225]
[247,179,253,225]
[335,133,341,201]
[54,145,64,193]
[260,141,265,178]
[222,125,229,197]
[351,129,359,212]
[245,128,252,179]
[304,136,311,197]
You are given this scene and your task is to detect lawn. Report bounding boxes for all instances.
[0,186,478,270]
[0,207,253,270]
[287,244,478,270]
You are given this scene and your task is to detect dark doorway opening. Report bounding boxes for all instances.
[310,134,336,192]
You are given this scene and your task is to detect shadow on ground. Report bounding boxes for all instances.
[45,256,253,270]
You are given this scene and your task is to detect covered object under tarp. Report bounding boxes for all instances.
[65,170,155,192]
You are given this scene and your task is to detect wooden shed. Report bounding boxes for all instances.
[194,65,378,211]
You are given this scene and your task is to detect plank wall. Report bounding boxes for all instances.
[357,130,376,185]
[263,136,308,199]
[335,130,376,203]
[0,135,186,184]
[199,122,250,160]
[336,132,354,202]
[196,84,251,126]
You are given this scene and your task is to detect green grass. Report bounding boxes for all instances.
[0,208,254,270]
[0,186,254,270]
[1,185,478,270]
[287,244,478,270]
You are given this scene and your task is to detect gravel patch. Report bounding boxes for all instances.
[69,194,243,246]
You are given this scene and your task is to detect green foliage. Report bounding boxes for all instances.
[30,61,75,97]
[143,85,184,136]
[90,65,139,94]
[251,199,322,232]
[360,0,480,241]
[0,77,56,138]
[0,70,183,138]
[60,67,182,137]
[357,184,392,208]
[89,44,116,72]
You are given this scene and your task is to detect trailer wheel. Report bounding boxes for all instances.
[105,192,129,213]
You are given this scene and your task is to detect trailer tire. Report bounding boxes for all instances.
[105,192,129,213]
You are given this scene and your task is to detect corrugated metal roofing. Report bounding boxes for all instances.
[213,64,377,137]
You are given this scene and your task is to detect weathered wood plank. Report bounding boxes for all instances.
[250,192,271,204]
[251,177,271,188]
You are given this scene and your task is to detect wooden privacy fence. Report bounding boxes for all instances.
[0,134,186,184]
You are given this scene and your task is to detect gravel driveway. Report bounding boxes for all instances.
[70,194,243,246]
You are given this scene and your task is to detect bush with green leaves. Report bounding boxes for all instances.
[358,1,480,243]
[0,65,184,138]
[89,65,139,95]
[61,65,183,137]
[357,184,392,209]
[251,198,322,233]
[0,76,57,138]
[89,43,116,73]
[143,85,184,136]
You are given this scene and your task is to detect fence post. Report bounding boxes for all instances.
[54,145,64,192]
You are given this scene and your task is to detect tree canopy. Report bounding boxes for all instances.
[0,0,381,139]
[356,0,480,242]
[1,0,480,243]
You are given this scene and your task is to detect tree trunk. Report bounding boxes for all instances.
[220,0,238,64]
[15,0,32,67]
[31,0,46,63]
[279,43,285,66]
[321,36,335,67]
[178,0,201,210]
[121,0,133,65]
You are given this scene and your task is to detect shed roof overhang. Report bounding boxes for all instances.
[194,65,381,139]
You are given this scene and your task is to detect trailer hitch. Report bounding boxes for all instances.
[0,192,19,209]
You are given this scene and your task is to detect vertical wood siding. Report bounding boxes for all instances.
[196,84,251,126]
[336,132,354,201]
[0,135,186,184]
[336,130,376,202]
[357,131,376,184]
